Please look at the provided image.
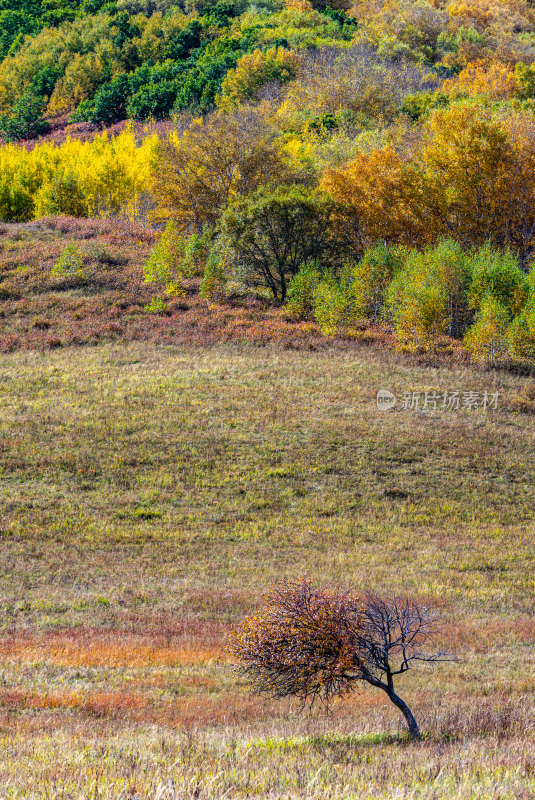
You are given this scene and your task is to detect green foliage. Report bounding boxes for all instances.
[436,25,484,54]
[0,1,117,61]
[0,0,532,152]
[199,241,230,301]
[391,281,449,352]
[515,63,535,99]
[464,294,511,365]
[321,7,358,27]
[386,239,472,349]
[219,185,332,302]
[425,238,473,337]
[399,91,449,122]
[143,295,167,313]
[2,0,535,369]
[34,170,88,217]
[0,88,48,141]
[468,244,529,319]
[0,10,37,60]
[352,241,405,321]
[252,6,352,49]
[172,35,248,115]
[313,268,361,336]
[143,221,185,295]
[51,241,85,278]
[72,20,251,125]
[0,177,34,221]
[182,226,214,277]
[219,46,300,108]
[285,263,321,319]
[201,1,243,28]
[508,298,535,361]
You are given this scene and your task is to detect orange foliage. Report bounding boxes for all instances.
[321,146,422,254]
[447,0,494,26]
[443,60,521,99]
[322,104,535,265]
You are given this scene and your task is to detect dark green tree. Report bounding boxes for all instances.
[219,185,334,302]
[0,88,48,141]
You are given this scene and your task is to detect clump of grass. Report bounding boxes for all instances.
[143,296,167,315]
[134,507,162,519]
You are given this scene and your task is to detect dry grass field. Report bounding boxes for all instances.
[0,337,534,798]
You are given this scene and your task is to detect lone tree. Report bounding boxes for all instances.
[219,185,334,303]
[227,578,452,740]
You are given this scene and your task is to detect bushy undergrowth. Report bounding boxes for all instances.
[300,239,535,363]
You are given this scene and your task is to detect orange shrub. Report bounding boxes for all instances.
[443,59,521,100]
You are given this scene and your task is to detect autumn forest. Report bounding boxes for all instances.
[1,0,535,358]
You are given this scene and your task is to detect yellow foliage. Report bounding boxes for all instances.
[133,10,190,63]
[464,295,511,363]
[246,6,352,50]
[219,47,301,110]
[47,53,110,115]
[418,103,535,261]
[443,59,521,100]
[0,125,157,222]
[285,0,314,11]
[392,284,450,352]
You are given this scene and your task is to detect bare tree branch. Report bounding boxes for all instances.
[227,578,455,740]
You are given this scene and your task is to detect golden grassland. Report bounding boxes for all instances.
[0,338,534,797]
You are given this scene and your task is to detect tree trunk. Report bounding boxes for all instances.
[386,689,421,740]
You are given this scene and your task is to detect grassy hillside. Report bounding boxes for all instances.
[0,217,340,351]
[0,339,534,797]
[0,0,534,793]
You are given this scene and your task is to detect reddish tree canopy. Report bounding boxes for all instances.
[227,578,453,739]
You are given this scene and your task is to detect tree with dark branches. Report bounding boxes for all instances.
[227,577,454,740]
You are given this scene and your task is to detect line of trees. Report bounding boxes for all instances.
[143,101,535,364]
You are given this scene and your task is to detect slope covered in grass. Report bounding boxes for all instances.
[0,340,533,797]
